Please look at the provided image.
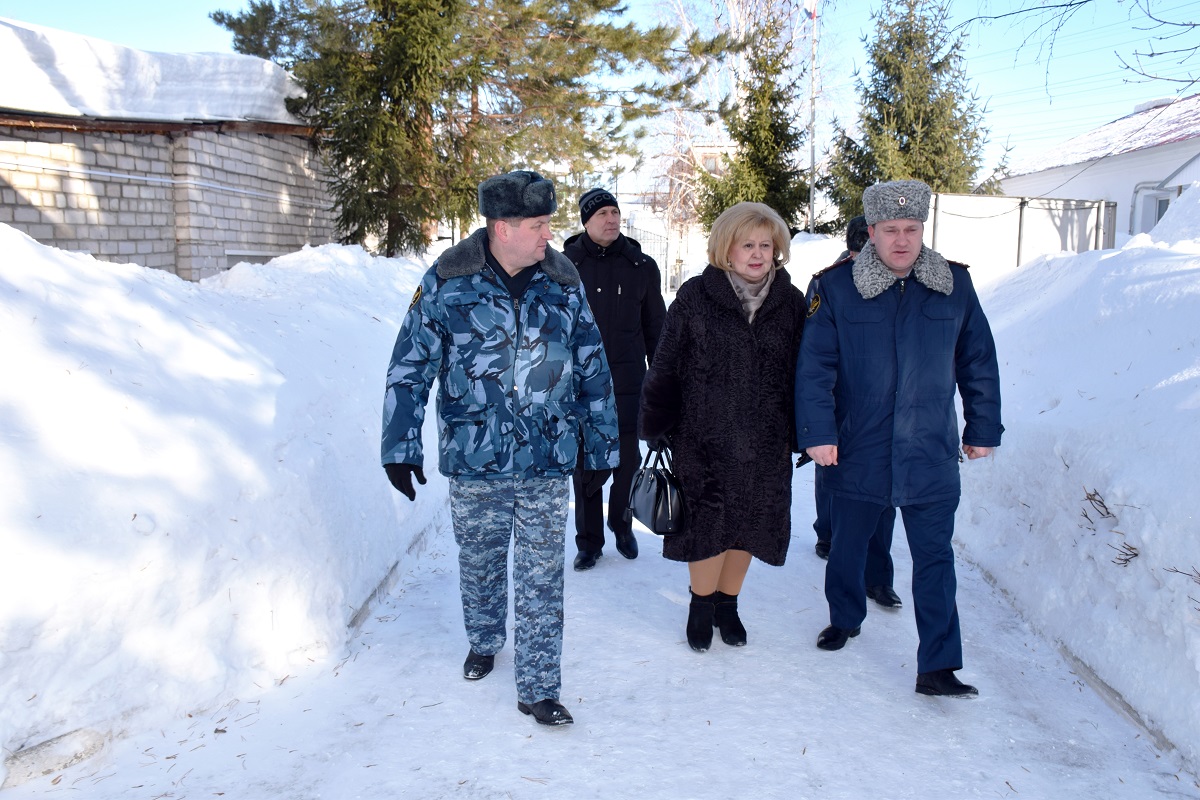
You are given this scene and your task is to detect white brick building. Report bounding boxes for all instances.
[0,18,337,281]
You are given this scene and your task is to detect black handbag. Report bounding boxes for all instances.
[624,446,685,535]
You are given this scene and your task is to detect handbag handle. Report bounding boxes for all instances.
[641,444,674,472]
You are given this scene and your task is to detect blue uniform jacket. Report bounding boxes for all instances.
[795,245,1003,506]
[381,228,621,478]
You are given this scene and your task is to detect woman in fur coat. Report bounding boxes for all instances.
[639,202,806,652]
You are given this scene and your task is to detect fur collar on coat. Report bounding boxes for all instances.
[852,241,953,299]
[436,227,581,287]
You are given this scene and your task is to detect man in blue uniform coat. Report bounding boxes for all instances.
[795,180,1003,698]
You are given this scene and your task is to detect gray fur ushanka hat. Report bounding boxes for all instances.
[862,179,931,226]
[477,170,557,219]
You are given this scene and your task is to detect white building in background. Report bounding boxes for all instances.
[1000,94,1200,238]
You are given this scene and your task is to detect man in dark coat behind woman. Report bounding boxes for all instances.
[639,202,806,652]
[564,188,667,571]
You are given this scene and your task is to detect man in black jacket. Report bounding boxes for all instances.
[564,188,667,571]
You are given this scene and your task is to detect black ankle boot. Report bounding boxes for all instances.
[687,590,716,652]
[712,591,747,646]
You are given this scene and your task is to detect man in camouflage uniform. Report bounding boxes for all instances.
[381,170,620,726]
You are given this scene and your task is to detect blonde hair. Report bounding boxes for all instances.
[707,202,791,271]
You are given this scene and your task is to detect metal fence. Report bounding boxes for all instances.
[628,220,676,289]
[927,193,1116,282]
[625,224,670,287]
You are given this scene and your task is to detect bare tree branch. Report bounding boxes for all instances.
[954,0,1199,87]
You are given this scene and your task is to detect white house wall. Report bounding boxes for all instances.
[1001,138,1200,237]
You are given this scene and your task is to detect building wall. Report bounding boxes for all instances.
[171,130,336,281]
[0,125,337,281]
[1000,139,1200,237]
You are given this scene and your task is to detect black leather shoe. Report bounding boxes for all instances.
[816,624,861,651]
[916,669,979,698]
[463,650,494,680]
[614,529,639,559]
[866,585,903,609]
[573,549,601,571]
[814,539,830,560]
[517,699,574,726]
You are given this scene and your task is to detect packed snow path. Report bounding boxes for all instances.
[7,471,1196,800]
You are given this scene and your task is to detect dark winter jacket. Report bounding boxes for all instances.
[794,243,1004,506]
[381,228,621,478]
[563,231,666,433]
[639,265,806,565]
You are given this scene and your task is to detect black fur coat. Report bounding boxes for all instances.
[639,265,806,565]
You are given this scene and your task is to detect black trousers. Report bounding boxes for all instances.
[573,432,641,552]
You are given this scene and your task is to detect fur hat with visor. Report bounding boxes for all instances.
[862,180,931,226]
[477,170,557,220]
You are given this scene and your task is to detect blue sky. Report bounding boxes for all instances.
[1,0,1195,175]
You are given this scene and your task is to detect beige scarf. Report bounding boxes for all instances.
[727,267,776,323]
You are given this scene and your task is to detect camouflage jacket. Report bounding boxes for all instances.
[381,228,621,479]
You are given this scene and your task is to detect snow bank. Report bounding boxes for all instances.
[0,226,442,767]
[957,185,1200,768]
[0,17,301,123]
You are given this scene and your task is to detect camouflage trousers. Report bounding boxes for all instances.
[448,475,569,704]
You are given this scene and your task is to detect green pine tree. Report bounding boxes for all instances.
[823,0,987,222]
[210,0,318,68]
[697,17,808,231]
[212,0,731,255]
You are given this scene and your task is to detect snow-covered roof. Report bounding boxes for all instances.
[1008,93,1200,177]
[0,17,304,126]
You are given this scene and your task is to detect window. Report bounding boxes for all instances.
[1156,197,1170,222]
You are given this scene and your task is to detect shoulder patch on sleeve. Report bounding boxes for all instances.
[408,285,422,311]
[807,293,821,317]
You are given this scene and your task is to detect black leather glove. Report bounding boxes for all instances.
[385,463,426,501]
[796,452,813,468]
[647,434,673,452]
[582,469,612,497]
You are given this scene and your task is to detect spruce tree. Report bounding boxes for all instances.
[824,0,986,222]
[210,0,317,68]
[697,16,807,231]
[212,0,731,255]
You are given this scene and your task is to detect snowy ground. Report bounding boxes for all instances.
[3,188,1200,796]
[5,488,1195,800]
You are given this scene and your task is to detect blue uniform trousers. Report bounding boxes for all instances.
[449,475,569,704]
[814,465,896,586]
[826,494,963,673]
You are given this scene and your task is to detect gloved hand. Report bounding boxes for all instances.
[385,463,426,501]
[646,434,673,452]
[582,469,612,497]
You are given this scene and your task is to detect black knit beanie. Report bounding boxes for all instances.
[579,188,619,225]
